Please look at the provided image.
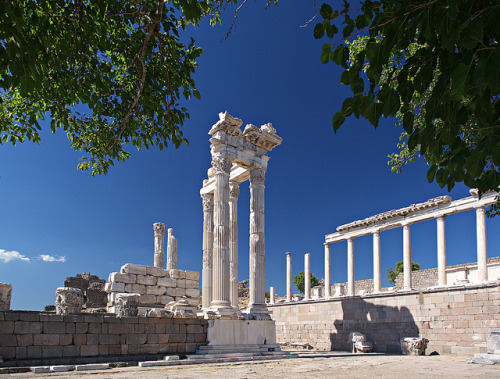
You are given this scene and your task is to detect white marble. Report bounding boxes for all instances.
[201,192,214,310]
[229,181,239,309]
[55,287,83,315]
[476,206,488,281]
[304,253,311,301]
[153,223,166,268]
[347,238,355,296]
[269,287,275,304]
[403,224,412,290]
[437,216,447,286]
[373,230,381,292]
[286,252,292,302]
[166,228,178,270]
[324,244,331,298]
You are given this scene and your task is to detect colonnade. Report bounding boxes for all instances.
[200,112,282,316]
[284,191,497,300]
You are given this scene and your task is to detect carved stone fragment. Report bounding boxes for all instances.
[400,337,429,355]
[55,287,83,315]
[0,282,12,311]
[115,293,140,317]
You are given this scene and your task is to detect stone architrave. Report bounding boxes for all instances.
[0,282,12,311]
[210,153,235,314]
[55,287,83,315]
[153,223,166,268]
[115,293,140,317]
[229,181,240,309]
[166,228,178,270]
[201,192,214,310]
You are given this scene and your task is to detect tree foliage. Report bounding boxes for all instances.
[314,0,500,215]
[386,260,420,285]
[0,0,236,175]
[293,271,320,294]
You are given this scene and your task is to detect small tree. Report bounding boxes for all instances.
[387,261,420,285]
[293,271,320,294]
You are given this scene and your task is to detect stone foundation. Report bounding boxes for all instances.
[271,282,500,356]
[0,311,207,367]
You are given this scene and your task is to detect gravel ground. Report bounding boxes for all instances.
[5,352,500,378]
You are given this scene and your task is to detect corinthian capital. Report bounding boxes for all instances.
[211,154,233,174]
[153,222,166,236]
[249,166,266,185]
[229,181,240,199]
[201,193,214,211]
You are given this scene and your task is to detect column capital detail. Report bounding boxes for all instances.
[403,223,411,231]
[211,154,233,174]
[153,222,166,235]
[201,193,214,211]
[373,229,381,236]
[229,181,240,199]
[249,166,266,184]
[475,206,486,214]
[436,215,447,221]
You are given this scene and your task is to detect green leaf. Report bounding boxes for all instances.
[332,111,345,132]
[320,4,333,19]
[427,165,437,183]
[451,63,470,96]
[314,23,324,39]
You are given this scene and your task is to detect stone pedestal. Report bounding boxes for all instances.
[400,337,429,355]
[115,293,140,317]
[55,287,83,315]
[0,283,12,311]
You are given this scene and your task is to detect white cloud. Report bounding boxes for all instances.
[38,254,66,263]
[0,249,30,263]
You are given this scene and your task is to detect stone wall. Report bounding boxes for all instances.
[0,311,207,367]
[64,273,106,309]
[271,282,500,356]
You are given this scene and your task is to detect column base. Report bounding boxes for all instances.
[209,300,239,318]
[245,302,271,320]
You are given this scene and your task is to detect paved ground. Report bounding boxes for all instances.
[5,352,500,378]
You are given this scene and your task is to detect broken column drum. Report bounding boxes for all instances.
[200,112,282,317]
[55,287,83,315]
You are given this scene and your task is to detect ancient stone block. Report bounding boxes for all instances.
[137,275,157,286]
[138,294,157,305]
[147,286,166,296]
[170,288,186,297]
[88,322,101,334]
[34,334,60,346]
[158,295,175,304]
[401,337,429,355]
[73,334,86,346]
[110,272,137,285]
[55,287,83,315]
[16,334,33,346]
[186,288,200,298]
[80,345,99,356]
[99,334,120,345]
[115,293,140,317]
[0,334,16,346]
[0,321,14,334]
[176,279,186,289]
[185,279,199,289]
[105,282,125,292]
[26,346,42,359]
[185,271,200,281]
[63,345,80,357]
[146,266,167,277]
[43,321,66,334]
[121,264,147,275]
[168,269,186,279]
[487,329,500,354]
[59,334,73,346]
[0,283,12,311]
[124,283,146,294]
[157,277,176,287]
[127,333,147,345]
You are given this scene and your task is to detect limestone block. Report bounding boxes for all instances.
[185,279,199,290]
[0,282,12,311]
[401,337,429,355]
[186,288,200,298]
[487,329,500,354]
[158,295,174,304]
[110,272,137,284]
[169,287,186,297]
[176,279,186,289]
[185,297,199,307]
[121,263,147,275]
[137,275,157,286]
[146,266,167,277]
[157,277,176,287]
[138,294,157,305]
[146,286,166,296]
[124,284,146,295]
[168,269,186,279]
[185,271,200,281]
[55,287,83,315]
[115,293,139,317]
[105,282,125,293]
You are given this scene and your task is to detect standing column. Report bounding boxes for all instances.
[403,224,412,290]
[166,228,177,270]
[153,223,166,268]
[324,244,331,298]
[476,206,488,282]
[304,253,311,300]
[210,153,234,314]
[347,238,355,296]
[437,216,447,286]
[229,181,240,309]
[269,287,275,305]
[201,193,214,310]
[248,166,268,315]
[373,230,381,293]
[286,252,292,302]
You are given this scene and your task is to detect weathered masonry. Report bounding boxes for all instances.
[200,112,282,318]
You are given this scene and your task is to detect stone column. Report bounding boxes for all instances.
[153,223,166,268]
[347,238,355,296]
[269,286,275,305]
[248,166,268,315]
[210,153,234,315]
[166,228,177,270]
[436,216,447,286]
[304,253,311,300]
[373,230,381,293]
[324,243,331,298]
[403,224,412,290]
[476,206,488,282]
[201,192,214,310]
[286,252,292,302]
[229,181,240,309]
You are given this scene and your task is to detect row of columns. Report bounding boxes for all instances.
[201,154,268,316]
[284,206,489,300]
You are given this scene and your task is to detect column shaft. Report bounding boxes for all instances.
[403,224,412,290]
[201,193,214,309]
[286,252,292,302]
[304,253,311,300]
[229,181,239,309]
[437,216,447,286]
[324,244,331,298]
[373,230,381,293]
[248,167,267,314]
[153,223,166,268]
[476,207,488,282]
[347,238,355,296]
[269,287,275,305]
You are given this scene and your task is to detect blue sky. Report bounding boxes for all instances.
[1,2,499,310]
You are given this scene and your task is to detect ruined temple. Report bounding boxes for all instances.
[64,272,106,309]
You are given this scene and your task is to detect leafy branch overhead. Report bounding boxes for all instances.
[314,0,500,215]
[0,0,236,175]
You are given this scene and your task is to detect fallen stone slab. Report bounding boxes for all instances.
[138,361,179,367]
[74,363,110,371]
[50,365,75,372]
[30,366,50,373]
[466,358,499,365]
